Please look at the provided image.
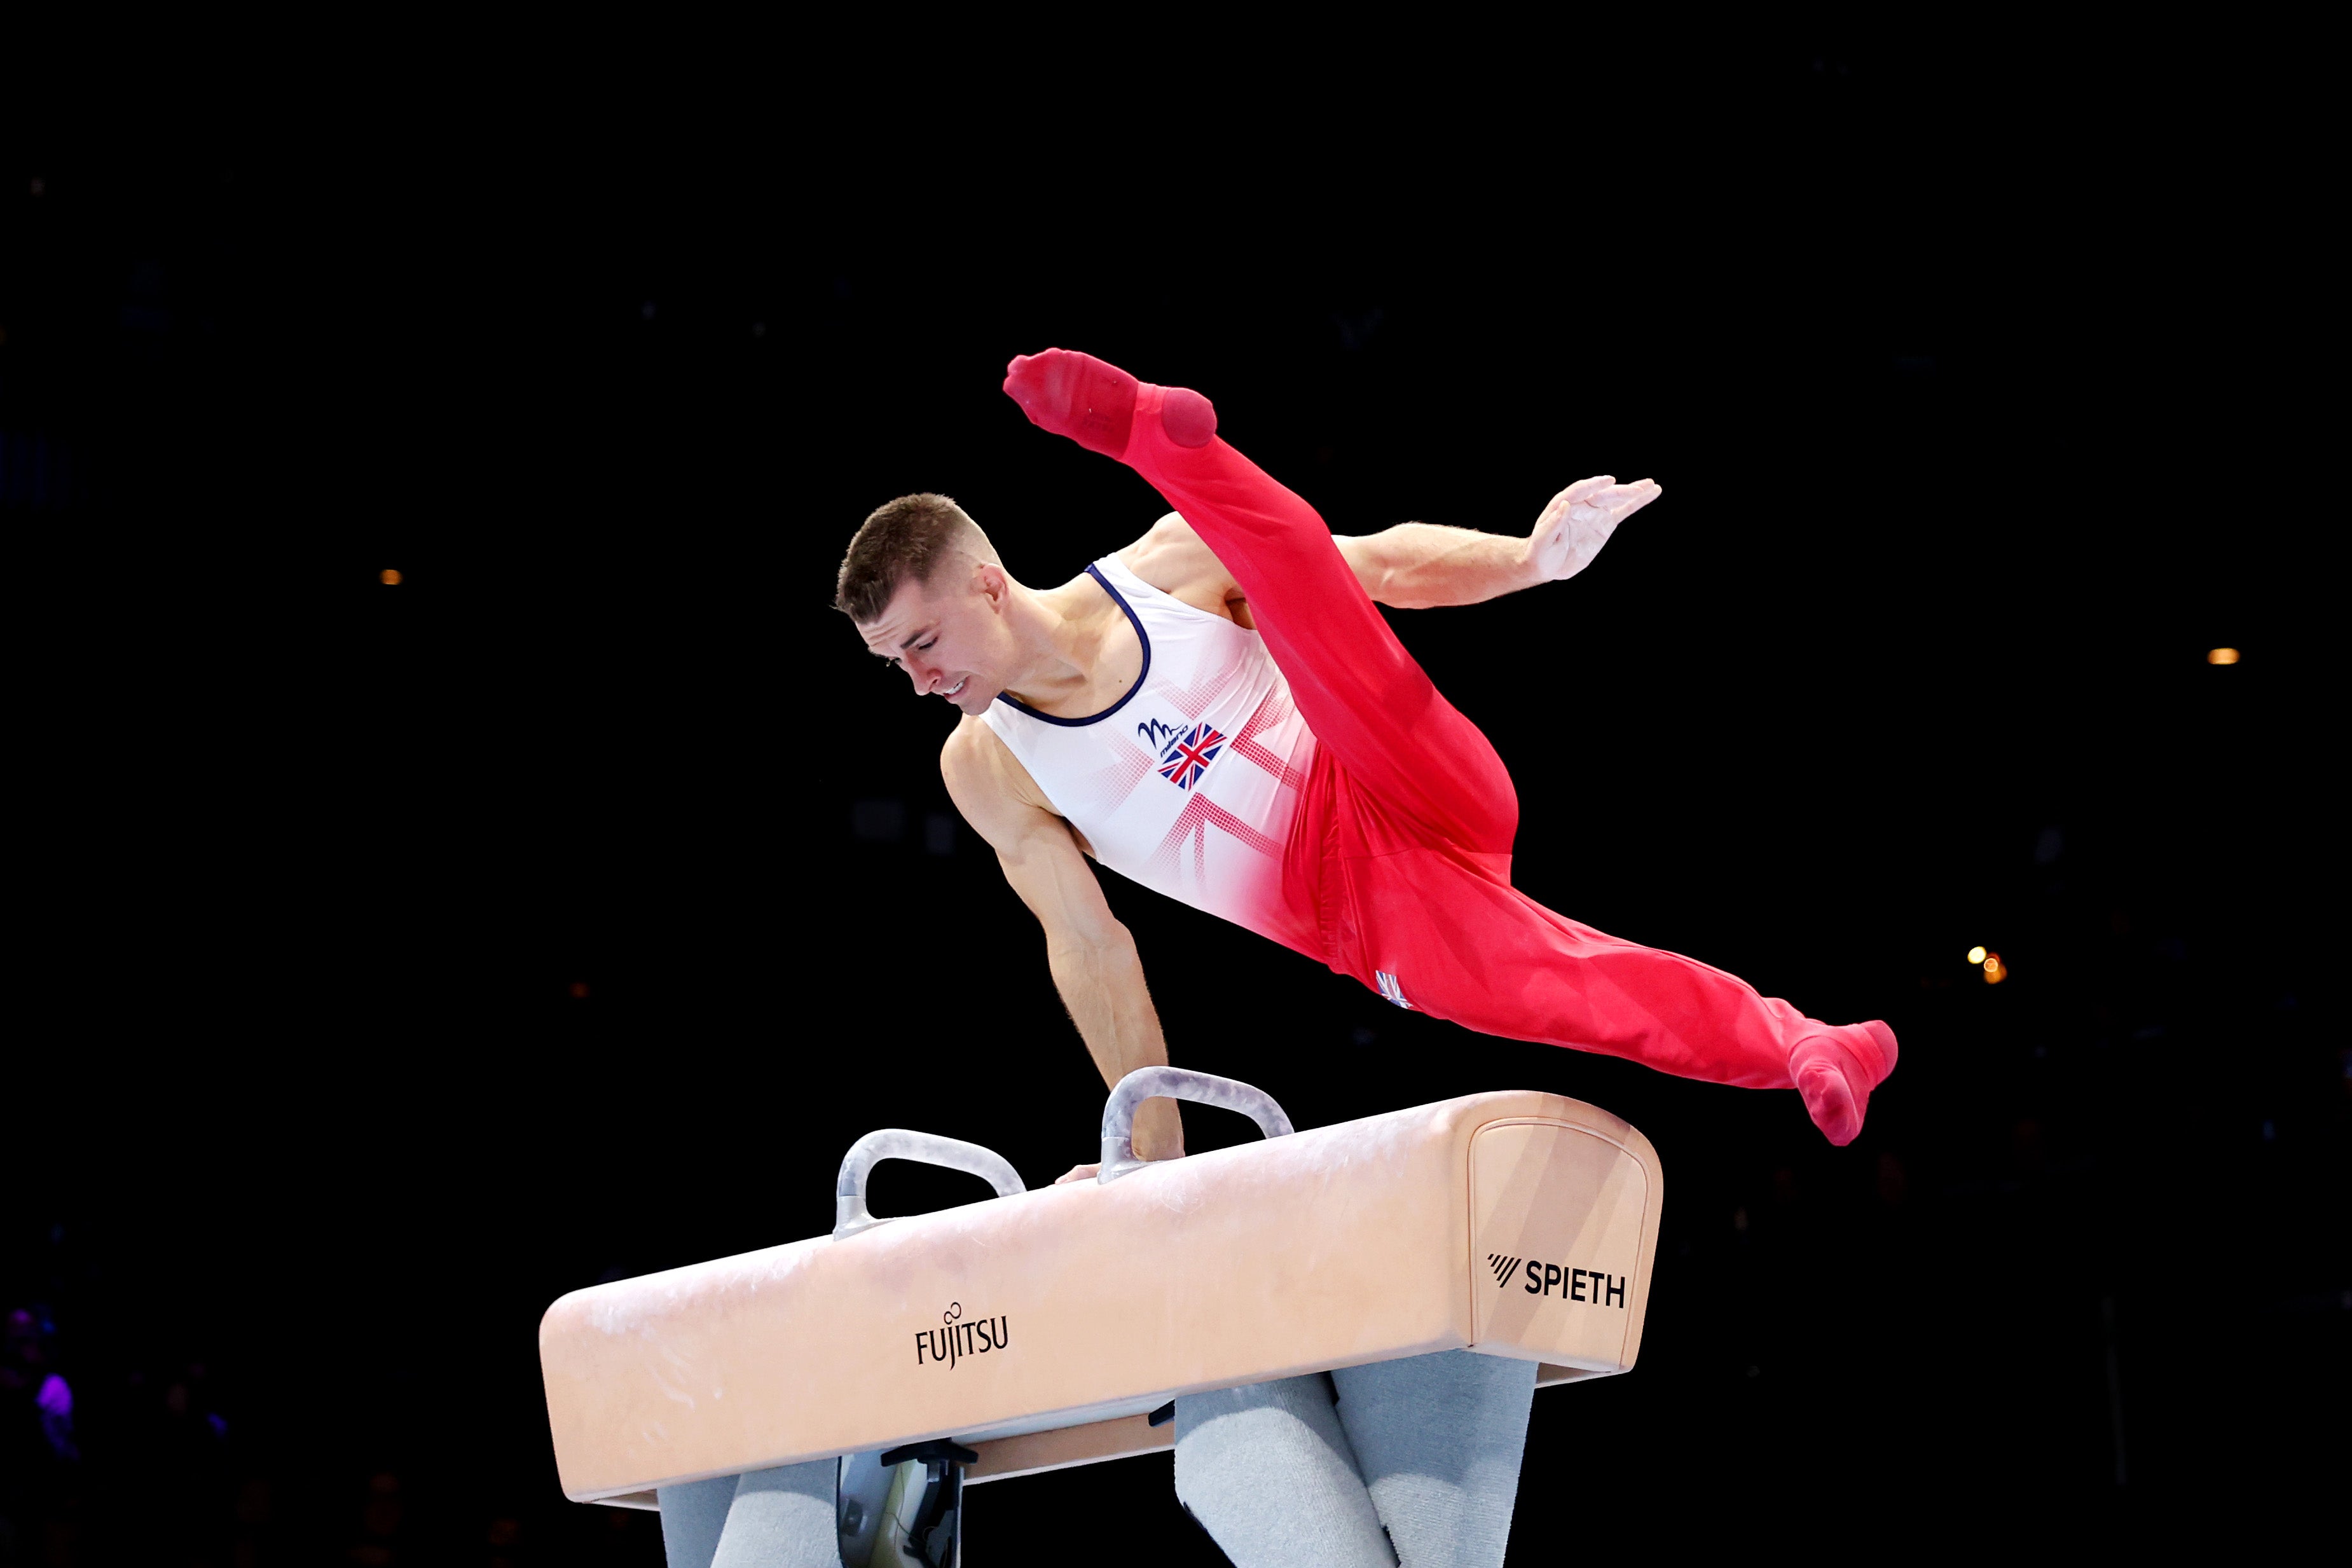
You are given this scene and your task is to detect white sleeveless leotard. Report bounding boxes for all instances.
[979,554,1320,954]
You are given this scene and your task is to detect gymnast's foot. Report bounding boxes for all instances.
[1003,348,1218,460]
[1791,1021,1899,1146]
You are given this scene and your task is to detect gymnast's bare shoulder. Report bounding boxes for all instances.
[939,715,1097,862]
[1113,508,1448,621]
[1116,512,1256,628]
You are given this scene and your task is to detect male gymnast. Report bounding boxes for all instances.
[837,349,1897,1176]
[782,352,1908,1566]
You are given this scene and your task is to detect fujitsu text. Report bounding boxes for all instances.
[915,1316,1009,1371]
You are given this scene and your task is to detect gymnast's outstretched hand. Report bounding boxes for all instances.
[1526,476,1661,584]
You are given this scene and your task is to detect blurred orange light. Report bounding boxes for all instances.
[381,568,402,586]
[1966,946,1987,966]
[1982,952,2007,984]
[2207,647,2239,664]
[569,982,590,999]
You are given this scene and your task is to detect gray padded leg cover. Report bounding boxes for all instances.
[1174,1373,1398,1567]
[710,1460,844,1568]
[1330,1351,1536,1568]
[656,1475,737,1568]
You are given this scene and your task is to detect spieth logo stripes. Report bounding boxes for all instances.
[1487,1253,1523,1287]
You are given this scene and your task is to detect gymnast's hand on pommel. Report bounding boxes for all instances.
[1051,1093,1185,1183]
[1524,476,1661,585]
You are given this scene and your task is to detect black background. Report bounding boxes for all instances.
[3,34,2341,1564]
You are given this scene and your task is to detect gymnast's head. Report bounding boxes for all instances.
[838,492,1024,717]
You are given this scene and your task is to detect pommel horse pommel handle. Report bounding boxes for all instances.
[833,1129,1026,1238]
[1099,1067,1295,1184]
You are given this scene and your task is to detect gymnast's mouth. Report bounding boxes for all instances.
[941,677,969,699]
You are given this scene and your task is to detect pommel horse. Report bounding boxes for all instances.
[540,1069,1664,1560]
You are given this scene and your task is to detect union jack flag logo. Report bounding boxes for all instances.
[1156,723,1227,791]
[1375,970,1415,1009]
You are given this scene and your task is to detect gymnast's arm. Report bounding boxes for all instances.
[1129,477,1663,617]
[1334,475,1663,609]
[940,718,1185,1180]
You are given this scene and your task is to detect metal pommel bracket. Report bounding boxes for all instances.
[833,1129,1026,1238]
[1099,1066,1295,1184]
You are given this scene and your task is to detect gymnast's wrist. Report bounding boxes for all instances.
[1131,1120,1186,1163]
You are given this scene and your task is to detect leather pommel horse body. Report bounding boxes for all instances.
[540,1071,1665,1510]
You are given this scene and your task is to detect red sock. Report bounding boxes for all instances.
[1790,1021,1899,1145]
[1003,348,1217,460]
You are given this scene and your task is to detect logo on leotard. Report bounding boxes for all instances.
[1155,722,1227,792]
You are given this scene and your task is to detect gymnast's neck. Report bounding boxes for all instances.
[993,567,1131,714]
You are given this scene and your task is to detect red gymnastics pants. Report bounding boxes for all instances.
[1003,352,1897,1139]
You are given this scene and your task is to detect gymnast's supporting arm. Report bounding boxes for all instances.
[942,717,1183,1179]
[1333,474,1663,609]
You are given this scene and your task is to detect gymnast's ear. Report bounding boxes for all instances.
[972,559,1011,612]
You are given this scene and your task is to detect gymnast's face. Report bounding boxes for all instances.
[856,561,1015,718]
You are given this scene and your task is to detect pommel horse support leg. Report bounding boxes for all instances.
[1171,1349,1536,1567]
[540,1074,1665,1564]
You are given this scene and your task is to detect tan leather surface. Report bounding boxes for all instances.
[541,1091,1661,1502]
[1471,1119,1661,1370]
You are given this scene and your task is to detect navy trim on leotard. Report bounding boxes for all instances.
[993,563,1152,727]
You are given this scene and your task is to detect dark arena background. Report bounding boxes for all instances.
[3,41,2340,1565]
